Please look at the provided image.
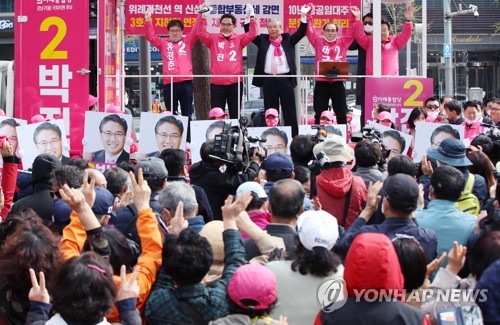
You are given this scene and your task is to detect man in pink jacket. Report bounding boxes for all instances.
[197,3,258,119]
[352,6,413,76]
[145,9,202,119]
[306,4,360,124]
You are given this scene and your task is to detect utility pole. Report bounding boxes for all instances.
[443,2,478,96]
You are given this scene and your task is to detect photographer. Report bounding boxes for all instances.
[353,140,385,188]
[190,140,263,220]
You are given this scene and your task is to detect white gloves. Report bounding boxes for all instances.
[246,3,255,18]
[300,4,311,15]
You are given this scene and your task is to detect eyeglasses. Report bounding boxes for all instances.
[169,29,182,33]
[101,131,125,138]
[426,105,439,110]
[36,138,61,146]
[265,145,285,152]
[363,21,373,25]
[220,23,233,27]
[156,132,180,140]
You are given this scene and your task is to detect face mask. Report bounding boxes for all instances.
[346,115,353,123]
[464,116,480,125]
[428,111,439,118]
[380,121,392,128]
[222,32,232,37]
[266,118,278,127]
[320,119,331,126]
[364,25,374,33]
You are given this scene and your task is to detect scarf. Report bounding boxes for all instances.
[269,36,283,57]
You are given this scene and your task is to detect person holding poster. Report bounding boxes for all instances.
[196,3,258,119]
[92,114,130,164]
[351,6,413,76]
[245,6,309,137]
[33,122,69,164]
[306,5,360,124]
[144,10,200,118]
[0,119,19,156]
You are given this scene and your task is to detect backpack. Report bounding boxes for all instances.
[456,173,480,216]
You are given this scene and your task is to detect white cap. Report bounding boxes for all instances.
[297,210,339,251]
[236,181,267,199]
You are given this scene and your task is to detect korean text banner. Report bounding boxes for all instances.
[125,0,360,35]
[14,0,89,156]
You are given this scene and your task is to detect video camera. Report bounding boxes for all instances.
[351,125,390,164]
[480,123,500,142]
[210,116,266,169]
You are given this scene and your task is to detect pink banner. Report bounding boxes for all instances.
[125,0,360,35]
[14,0,89,156]
[365,77,434,133]
[98,0,122,110]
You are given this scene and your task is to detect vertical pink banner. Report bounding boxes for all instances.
[364,77,434,132]
[98,0,121,111]
[15,0,89,156]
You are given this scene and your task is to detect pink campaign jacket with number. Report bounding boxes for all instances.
[306,15,355,82]
[196,17,258,85]
[145,16,202,84]
[353,21,412,76]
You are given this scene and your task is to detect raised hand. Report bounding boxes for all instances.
[246,3,255,18]
[350,6,361,20]
[28,269,50,304]
[300,4,311,15]
[404,5,414,21]
[366,181,383,211]
[0,137,13,157]
[145,8,152,22]
[446,241,467,275]
[116,265,140,301]
[221,192,252,230]
[426,252,446,279]
[113,190,133,212]
[129,169,151,212]
[421,154,434,176]
[59,184,88,213]
[168,201,189,235]
[81,169,96,208]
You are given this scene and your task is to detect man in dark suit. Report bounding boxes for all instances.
[245,6,309,136]
[92,114,130,164]
[33,121,70,165]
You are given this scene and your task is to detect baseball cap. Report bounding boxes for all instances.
[265,108,279,118]
[88,94,98,107]
[313,134,354,162]
[426,138,472,167]
[297,210,339,251]
[227,264,277,310]
[382,174,419,213]
[92,187,116,217]
[377,111,393,122]
[209,107,228,119]
[263,152,294,175]
[135,157,168,180]
[320,110,335,121]
[30,114,47,124]
[236,181,267,199]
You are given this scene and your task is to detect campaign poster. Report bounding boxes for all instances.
[83,111,133,171]
[366,120,413,161]
[247,126,292,155]
[413,122,465,163]
[190,119,238,164]
[16,119,69,170]
[298,124,348,139]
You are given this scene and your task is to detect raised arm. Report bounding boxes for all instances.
[0,140,17,219]
[394,5,413,50]
[338,6,361,49]
[194,3,213,47]
[290,5,310,45]
[144,9,164,51]
[305,13,319,48]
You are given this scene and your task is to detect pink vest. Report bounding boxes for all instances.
[196,18,258,85]
[353,21,412,76]
[145,20,199,84]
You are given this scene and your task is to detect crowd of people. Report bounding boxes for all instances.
[0,97,497,325]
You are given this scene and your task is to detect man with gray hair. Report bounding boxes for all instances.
[159,182,205,232]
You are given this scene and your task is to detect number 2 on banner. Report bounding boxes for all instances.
[40,17,68,59]
[403,80,424,107]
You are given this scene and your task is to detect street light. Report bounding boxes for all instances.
[443,2,479,96]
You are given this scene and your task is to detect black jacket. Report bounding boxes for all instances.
[189,161,259,220]
[244,21,307,88]
[244,223,297,260]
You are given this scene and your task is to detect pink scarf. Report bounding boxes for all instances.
[269,36,283,57]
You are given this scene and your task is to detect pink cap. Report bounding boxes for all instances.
[227,264,277,310]
[161,110,173,115]
[105,105,123,114]
[265,108,279,118]
[377,111,393,122]
[209,107,228,118]
[88,94,98,107]
[30,114,47,124]
[0,109,5,116]
[320,110,335,121]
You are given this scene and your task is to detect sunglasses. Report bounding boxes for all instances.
[363,21,373,26]
[426,105,439,110]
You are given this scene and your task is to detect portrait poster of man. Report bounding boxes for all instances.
[137,113,188,158]
[0,117,27,167]
[413,122,464,163]
[366,120,413,160]
[83,111,132,167]
[247,126,292,155]
[189,119,238,164]
[298,124,348,139]
[16,119,69,169]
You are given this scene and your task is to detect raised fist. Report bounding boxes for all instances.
[246,3,255,17]
[300,4,311,15]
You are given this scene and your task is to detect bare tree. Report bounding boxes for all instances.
[192,40,211,120]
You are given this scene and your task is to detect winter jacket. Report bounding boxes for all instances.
[1,156,18,220]
[316,233,431,325]
[353,21,412,76]
[353,166,385,189]
[240,210,270,239]
[186,215,205,233]
[59,208,162,323]
[196,17,257,85]
[461,121,484,142]
[145,16,201,85]
[316,167,367,229]
[306,15,355,82]
[189,161,260,220]
[244,223,296,260]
